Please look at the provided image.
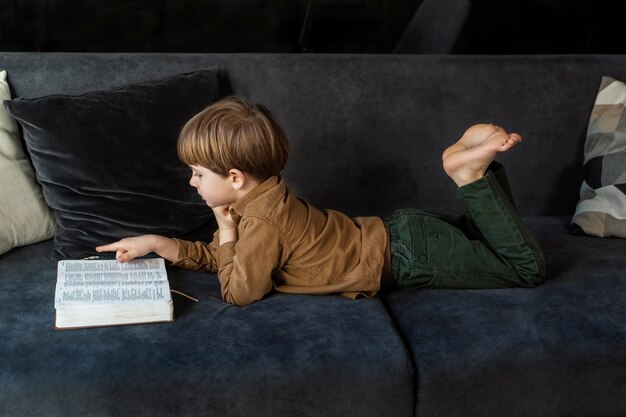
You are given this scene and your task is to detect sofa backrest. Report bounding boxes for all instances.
[2,53,625,217]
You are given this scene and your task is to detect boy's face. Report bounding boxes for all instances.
[188,165,236,208]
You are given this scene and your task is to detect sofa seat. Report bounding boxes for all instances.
[383,216,626,417]
[0,239,414,417]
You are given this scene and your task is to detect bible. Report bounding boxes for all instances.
[54,258,174,330]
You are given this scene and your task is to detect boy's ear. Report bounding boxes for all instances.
[228,169,246,191]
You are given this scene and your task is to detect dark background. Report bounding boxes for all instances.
[0,0,625,54]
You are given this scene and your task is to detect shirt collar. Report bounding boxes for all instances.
[228,175,281,223]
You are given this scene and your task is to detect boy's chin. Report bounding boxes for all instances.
[206,201,228,209]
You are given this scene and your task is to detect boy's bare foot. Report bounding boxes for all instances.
[442,123,500,161]
[443,124,522,187]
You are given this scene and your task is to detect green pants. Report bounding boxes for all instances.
[384,162,545,289]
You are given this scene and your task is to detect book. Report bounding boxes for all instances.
[54,258,174,330]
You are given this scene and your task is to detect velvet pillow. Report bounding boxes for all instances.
[0,70,56,255]
[4,69,220,259]
[571,76,626,238]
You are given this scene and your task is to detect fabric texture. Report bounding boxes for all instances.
[385,162,544,289]
[571,76,626,237]
[0,69,55,255]
[4,69,220,259]
[173,175,388,306]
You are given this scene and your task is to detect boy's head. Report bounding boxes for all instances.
[177,96,290,182]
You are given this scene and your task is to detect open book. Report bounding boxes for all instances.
[54,258,174,330]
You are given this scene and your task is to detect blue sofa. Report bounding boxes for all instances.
[1,53,626,417]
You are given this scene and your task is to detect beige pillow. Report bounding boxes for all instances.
[571,76,626,238]
[0,70,56,254]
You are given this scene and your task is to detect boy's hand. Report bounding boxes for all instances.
[96,234,176,263]
[212,205,236,229]
[212,205,238,245]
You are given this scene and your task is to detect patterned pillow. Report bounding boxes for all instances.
[571,76,626,238]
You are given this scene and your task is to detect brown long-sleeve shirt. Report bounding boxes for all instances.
[172,176,388,306]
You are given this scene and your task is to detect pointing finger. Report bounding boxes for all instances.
[96,242,122,252]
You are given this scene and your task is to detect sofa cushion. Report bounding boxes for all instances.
[571,76,626,237]
[4,69,220,260]
[0,239,415,417]
[383,216,626,417]
[0,69,56,255]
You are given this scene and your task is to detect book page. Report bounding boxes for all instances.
[55,259,171,308]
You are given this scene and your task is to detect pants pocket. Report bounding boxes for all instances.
[388,209,436,288]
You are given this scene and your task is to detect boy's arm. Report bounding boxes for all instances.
[96,235,178,263]
[215,217,282,307]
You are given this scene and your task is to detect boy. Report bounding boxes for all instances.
[96,97,545,307]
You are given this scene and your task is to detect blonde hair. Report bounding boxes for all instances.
[178,96,290,181]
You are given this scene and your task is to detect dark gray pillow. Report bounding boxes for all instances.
[4,69,220,259]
